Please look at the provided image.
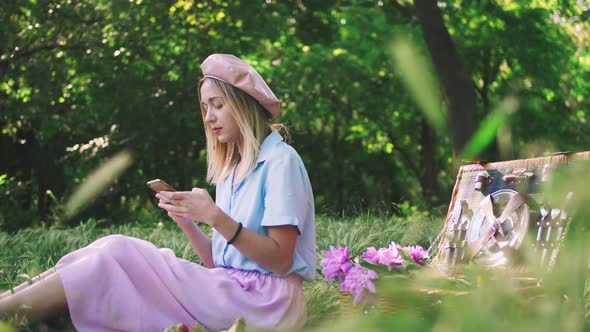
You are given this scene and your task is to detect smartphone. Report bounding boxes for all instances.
[146,179,176,193]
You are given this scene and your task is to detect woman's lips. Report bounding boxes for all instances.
[213,127,221,134]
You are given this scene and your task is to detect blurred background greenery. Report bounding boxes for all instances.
[2,0,589,231]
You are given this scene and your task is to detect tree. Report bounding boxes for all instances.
[414,0,478,158]
[1,0,588,229]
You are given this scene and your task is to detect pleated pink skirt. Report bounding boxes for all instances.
[55,235,306,332]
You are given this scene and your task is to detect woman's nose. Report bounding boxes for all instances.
[204,109,214,123]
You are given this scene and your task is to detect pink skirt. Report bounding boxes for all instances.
[55,235,306,332]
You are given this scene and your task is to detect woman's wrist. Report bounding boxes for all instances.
[206,207,244,245]
[227,222,243,245]
[207,205,226,229]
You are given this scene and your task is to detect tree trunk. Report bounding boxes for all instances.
[414,0,478,158]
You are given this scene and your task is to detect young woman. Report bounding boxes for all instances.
[0,54,316,331]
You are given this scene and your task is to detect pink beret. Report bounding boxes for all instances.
[201,54,281,119]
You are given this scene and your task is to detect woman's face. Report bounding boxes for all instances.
[200,80,243,147]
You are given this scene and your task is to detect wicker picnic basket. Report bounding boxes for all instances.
[338,151,590,316]
[338,287,469,317]
[432,151,590,273]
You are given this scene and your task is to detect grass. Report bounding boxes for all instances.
[0,211,439,331]
[1,207,589,332]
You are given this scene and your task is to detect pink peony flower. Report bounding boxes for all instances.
[403,245,429,265]
[321,241,429,305]
[320,246,352,282]
[340,265,379,304]
[361,246,380,264]
[380,242,405,270]
[362,242,404,270]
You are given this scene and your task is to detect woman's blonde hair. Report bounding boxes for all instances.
[198,77,287,184]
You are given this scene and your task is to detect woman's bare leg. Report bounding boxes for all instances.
[0,268,56,299]
[0,271,67,322]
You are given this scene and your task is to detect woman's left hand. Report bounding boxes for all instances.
[156,188,220,226]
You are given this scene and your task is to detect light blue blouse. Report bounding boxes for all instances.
[211,131,317,281]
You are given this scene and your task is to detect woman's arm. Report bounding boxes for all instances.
[210,209,298,275]
[177,221,215,268]
[158,189,298,275]
[158,194,215,268]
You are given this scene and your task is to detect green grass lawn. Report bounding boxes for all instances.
[1,211,589,331]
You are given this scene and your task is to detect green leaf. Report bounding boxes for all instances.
[360,259,405,276]
[460,96,519,160]
[389,35,447,133]
[64,150,133,219]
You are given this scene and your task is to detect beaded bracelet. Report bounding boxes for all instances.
[227,222,243,245]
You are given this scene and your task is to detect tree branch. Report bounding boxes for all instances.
[1,15,103,65]
[389,0,415,21]
[1,44,88,64]
[386,131,421,180]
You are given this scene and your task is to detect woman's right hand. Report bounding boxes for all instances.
[156,192,194,226]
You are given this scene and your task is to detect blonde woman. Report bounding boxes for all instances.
[0,54,316,331]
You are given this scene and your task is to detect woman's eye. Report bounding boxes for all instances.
[214,104,223,109]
